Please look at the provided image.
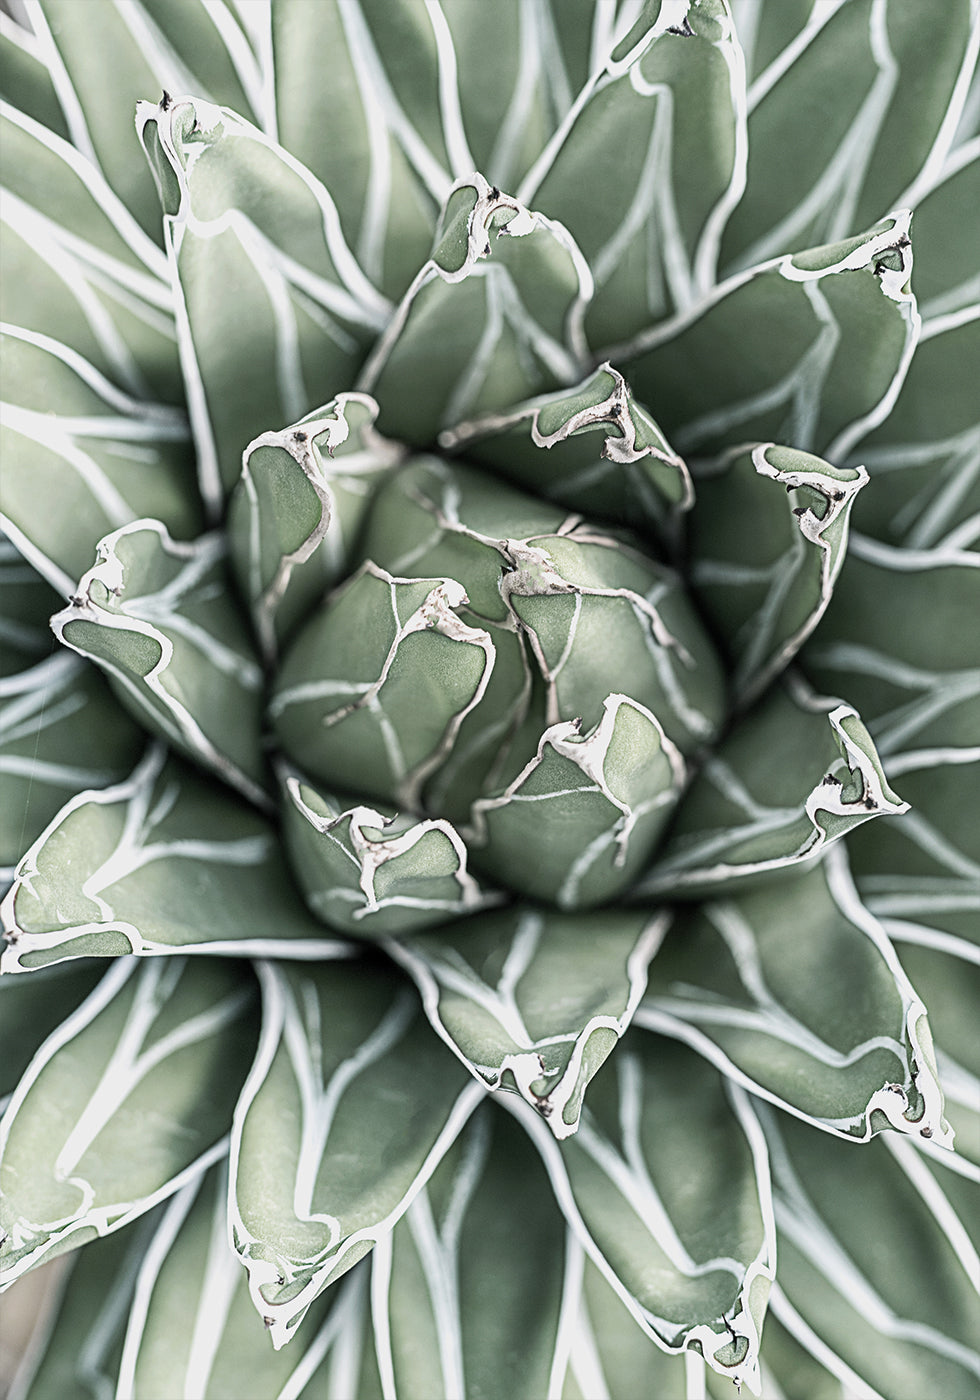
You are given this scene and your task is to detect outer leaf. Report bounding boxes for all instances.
[0,956,256,1286]
[228,958,483,1347]
[7,1213,164,1400]
[514,1032,776,1392]
[637,674,908,897]
[227,392,403,662]
[722,0,980,272]
[280,770,499,939]
[358,172,594,444]
[0,962,102,1109]
[387,903,670,1137]
[1,747,354,972]
[0,13,69,138]
[0,326,197,595]
[0,535,61,678]
[115,1164,354,1400]
[687,442,867,703]
[51,519,267,805]
[618,213,919,464]
[763,1108,980,1400]
[0,652,144,876]
[638,845,952,1144]
[136,92,390,509]
[439,361,694,528]
[518,0,747,340]
[370,1105,574,1400]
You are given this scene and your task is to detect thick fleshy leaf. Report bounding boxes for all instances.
[136,92,390,509]
[0,13,69,138]
[6,1214,163,1400]
[804,534,980,753]
[280,770,500,938]
[371,1104,573,1400]
[114,1163,356,1399]
[358,172,594,444]
[51,519,267,805]
[638,845,951,1144]
[0,961,102,1109]
[763,1108,980,1400]
[0,326,196,595]
[619,213,919,464]
[0,536,61,679]
[723,0,980,272]
[439,361,694,528]
[518,0,747,341]
[637,674,908,897]
[0,652,144,876]
[0,956,256,1286]
[229,957,482,1346]
[227,392,403,662]
[514,1033,775,1391]
[688,442,867,703]
[0,747,355,971]
[467,694,687,909]
[387,903,669,1137]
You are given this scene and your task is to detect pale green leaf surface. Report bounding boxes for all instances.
[439,361,694,528]
[388,904,669,1137]
[51,519,267,805]
[116,1163,356,1400]
[721,0,979,273]
[0,652,144,874]
[764,1109,980,1400]
[281,772,499,939]
[359,173,593,445]
[136,93,390,509]
[0,747,355,971]
[0,536,62,679]
[0,956,256,1286]
[520,0,747,341]
[8,1213,163,1400]
[372,1105,571,1400]
[688,443,867,703]
[0,327,197,595]
[514,1033,775,1391]
[620,214,919,464]
[229,958,482,1347]
[0,961,102,1107]
[638,846,951,1144]
[637,676,908,897]
[0,13,68,139]
[227,392,402,662]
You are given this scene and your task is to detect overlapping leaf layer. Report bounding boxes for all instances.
[1,3,977,1398]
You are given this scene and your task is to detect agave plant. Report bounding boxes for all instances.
[1,1,978,1396]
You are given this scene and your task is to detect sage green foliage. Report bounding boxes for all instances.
[0,2,978,1398]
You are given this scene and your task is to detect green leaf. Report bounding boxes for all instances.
[115,1163,354,1400]
[280,770,500,939]
[620,213,919,463]
[228,958,482,1346]
[372,1105,572,1400]
[637,674,909,897]
[0,327,197,595]
[51,520,267,805]
[763,1109,980,1400]
[722,0,980,272]
[0,535,62,678]
[639,845,952,1144]
[439,361,694,528]
[519,0,747,341]
[0,961,103,1108]
[8,1213,164,1400]
[0,13,70,139]
[388,903,669,1136]
[688,442,868,702]
[359,172,594,444]
[0,955,256,1286]
[227,392,402,662]
[1,747,354,971]
[0,652,144,874]
[516,1031,775,1391]
[135,92,390,509]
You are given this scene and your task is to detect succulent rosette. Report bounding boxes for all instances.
[1,3,978,1398]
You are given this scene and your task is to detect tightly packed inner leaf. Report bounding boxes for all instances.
[1,4,977,1398]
